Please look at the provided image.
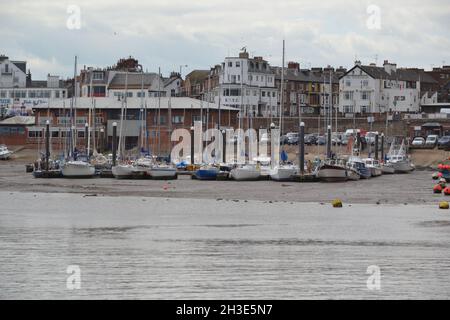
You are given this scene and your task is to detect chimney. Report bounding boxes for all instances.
[383,60,397,74]
[288,61,300,71]
[239,51,249,59]
[354,60,362,66]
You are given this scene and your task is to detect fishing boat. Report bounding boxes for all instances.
[386,140,414,173]
[316,159,348,182]
[347,156,371,179]
[61,160,95,178]
[0,144,12,160]
[363,158,382,177]
[345,162,361,181]
[230,164,261,181]
[380,162,395,174]
[194,165,219,180]
[388,154,415,173]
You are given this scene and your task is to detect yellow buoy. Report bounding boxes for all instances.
[332,199,343,208]
[439,201,449,209]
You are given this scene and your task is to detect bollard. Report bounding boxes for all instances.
[381,133,385,161]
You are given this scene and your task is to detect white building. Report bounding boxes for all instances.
[339,60,422,114]
[0,54,66,116]
[214,50,278,117]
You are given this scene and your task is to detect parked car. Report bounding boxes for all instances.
[304,134,317,145]
[411,137,426,147]
[341,136,349,145]
[331,133,341,145]
[286,132,299,145]
[365,132,379,145]
[317,136,326,145]
[425,135,438,148]
[280,135,289,145]
[438,136,450,149]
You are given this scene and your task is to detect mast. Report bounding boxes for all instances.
[280,39,285,135]
[157,67,161,156]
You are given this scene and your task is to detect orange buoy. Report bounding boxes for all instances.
[434,184,443,193]
[444,187,450,195]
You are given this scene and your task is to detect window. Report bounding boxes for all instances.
[92,72,104,80]
[153,115,166,124]
[172,115,184,124]
[362,80,369,87]
[273,92,276,97]
[360,106,368,113]
[343,106,353,113]
[346,80,351,87]
[0,91,6,98]
[55,91,60,98]
[51,131,59,138]
[77,131,85,138]
[5,64,9,73]
[137,92,146,98]
[28,130,43,138]
[262,91,266,97]
[344,92,353,100]
[228,62,232,67]
[361,92,369,100]
[236,61,240,67]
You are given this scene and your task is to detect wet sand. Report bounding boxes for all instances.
[0,161,440,205]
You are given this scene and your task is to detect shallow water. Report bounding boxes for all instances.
[1,192,450,299]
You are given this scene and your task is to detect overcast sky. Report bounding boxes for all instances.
[1,0,449,79]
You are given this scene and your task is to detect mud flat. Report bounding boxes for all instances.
[0,161,442,205]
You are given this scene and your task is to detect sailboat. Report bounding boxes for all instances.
[269,40,296,181]
[61,56,95,178]
[146,68,177,180]
[111,71,135,179]
[230,163,261,181]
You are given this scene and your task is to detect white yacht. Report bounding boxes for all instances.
[269,164,297,181]
[61,160,95,178]
[230,164,261,181]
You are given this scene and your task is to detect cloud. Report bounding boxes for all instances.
[1,0,449,79]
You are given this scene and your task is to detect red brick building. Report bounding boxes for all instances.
[31,97,239,155]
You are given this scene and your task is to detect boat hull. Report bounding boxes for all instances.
[346,169,360,181]
[381,164,395,174]
[148,168,178,179]
[62,161,95,178]
[194,168,219,180]
[270,167,296,181]
[317,165,348,182]
[369,167,382,177]
[391,161,414,173]
[112,165,135,179]
[230,168,261,181]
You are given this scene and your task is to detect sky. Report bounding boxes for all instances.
[1,0,449,80]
